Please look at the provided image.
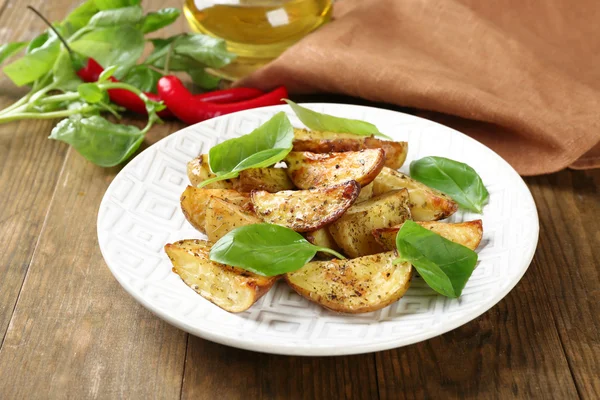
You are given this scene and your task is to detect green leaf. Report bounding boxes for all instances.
[0,42,27,65]
[26,32,50,54]
[284,99,392,139]
[52,50,82,91]
[78,83,105,103]
[121,65,162,93]
[63,0,99,31]
[209,224,343,276]
[396,220,478,298]
[88,5,143,27]
[409,156,489,213]
[94,0,141,10]
[188,69,220,90]
[70,25,144,78]
[140,8,180,33]
[172,34,235,69]
[98,65,118,82]
[201,112,293,187]
[2,39,60,86]
[49,115,145,167]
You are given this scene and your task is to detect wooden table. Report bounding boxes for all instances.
[1,1,599,398]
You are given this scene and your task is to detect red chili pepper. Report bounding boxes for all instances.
[195,87,264,103]
[157,76,288,125]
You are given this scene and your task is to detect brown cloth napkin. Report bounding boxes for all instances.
[240,0,600,175]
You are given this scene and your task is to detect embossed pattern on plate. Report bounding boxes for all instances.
[97,104,539,356]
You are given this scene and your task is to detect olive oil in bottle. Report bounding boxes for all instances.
[184,0,332,61]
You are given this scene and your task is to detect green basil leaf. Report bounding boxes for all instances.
[172,34,235,69]
[0,42,27,65]
[410,156,489,213]
[88,5,143,27]
[78,83,105,103]
[188,69,220,90]
[284,99,392,139]
[140,8,180,33]
[94,0,141,10]
[53,50,82,91]
[202,112,293,186]
[209,224,322,276]
[2,39,60,86]
[396,220,478,298]
[63,0,99,31]
[121,65,162,93]
[70,25,144,78]
[49,115,144,167]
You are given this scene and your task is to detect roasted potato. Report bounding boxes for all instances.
[165,239,277,313]
[357,182,374,203]
[205,197,262,242]
[305,227,342,259]
[373,167,458,221]
[329,189,412,258]
[187,154,238,189]
[180,186,251,233]
[237,167,295,192]
[251,181,360,232]
[373,220,483,251]
[293,128,408,169]
[285,251,413,313]
[285,149,385,189]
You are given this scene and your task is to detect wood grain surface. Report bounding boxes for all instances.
[0,1,598,399]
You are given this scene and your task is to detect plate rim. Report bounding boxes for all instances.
[97,103,540,356]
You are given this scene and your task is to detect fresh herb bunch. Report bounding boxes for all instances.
[0,0,236,167]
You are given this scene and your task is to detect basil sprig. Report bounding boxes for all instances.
[200,112,294,187]
[395,220,477,298]
[410,156,489,213]
[284,99,392,140]
[209,224,346,276]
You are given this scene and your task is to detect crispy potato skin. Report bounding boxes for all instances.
[205,197,261,242]
[165,239,277,313]
[373,220,483,251]
[329,189,412,258]
[251,181,360,232]
[285,251,413,313]
[237,168,295,193]
[180,186,251,233]
[285,149,385,189]
[373,167,458,221]
[293,129,408,169]
[187,154,238,189]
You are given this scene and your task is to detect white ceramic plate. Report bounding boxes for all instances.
[97,104,539,356]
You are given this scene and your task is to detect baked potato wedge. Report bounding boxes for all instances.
[285,251,412,313]
[305,227,342,259]
[237,167,295,192]
[373,167,458,221]
[285,149,385,189]
[373,220,484,251]
[187,154,238,189]
[165,239,277,313]
[329,189,412,258]
[180,186,251,233]
[251,181,360,232]
[293,128,408,169]
[205,197,262,242]
[357,182,374,203]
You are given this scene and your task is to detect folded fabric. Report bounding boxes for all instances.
[240,0,600,175]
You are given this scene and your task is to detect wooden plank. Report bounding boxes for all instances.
[375,259,580,399]
[0,122,189,399]
[0,0,70,343]
[525,169,600,399]
[181,336,380,400]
